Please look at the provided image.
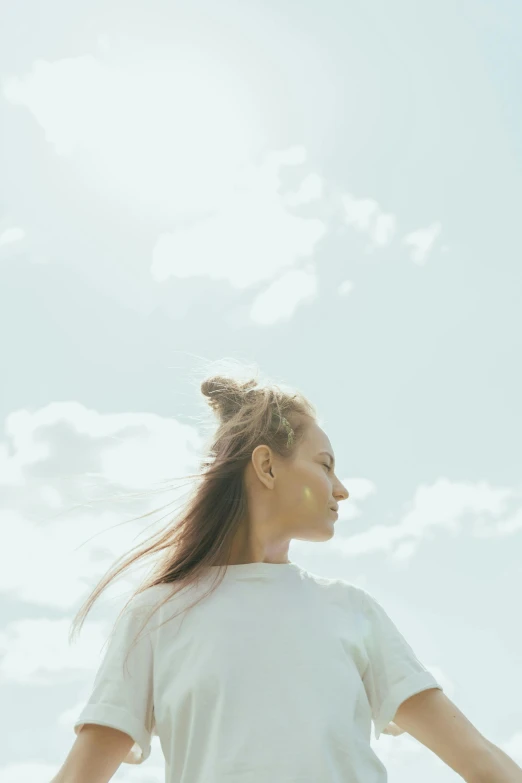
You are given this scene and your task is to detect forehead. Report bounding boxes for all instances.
[303,421,333,453]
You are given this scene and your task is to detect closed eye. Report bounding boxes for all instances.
[322,463,332,471]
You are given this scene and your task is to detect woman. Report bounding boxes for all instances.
[52,371,443,783]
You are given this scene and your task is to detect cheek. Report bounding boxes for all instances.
[297,470,331,508]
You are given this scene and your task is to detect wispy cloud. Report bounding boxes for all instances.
[152,148,326,290]
[341,192,397,250]
[402,222,442,265]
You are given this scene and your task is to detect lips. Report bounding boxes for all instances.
[330,505,339,512]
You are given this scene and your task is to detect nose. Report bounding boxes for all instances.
[333,486,349,508]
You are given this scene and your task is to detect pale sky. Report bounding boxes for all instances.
[0,1,521,781]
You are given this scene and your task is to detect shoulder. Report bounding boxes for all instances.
[115,584,177,627]
[128,582,180,606]
[299,568,366,608]
[133,583,176,605]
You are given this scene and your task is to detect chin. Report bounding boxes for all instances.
[298,526,335,543]
[323,526,336,540]
[322,521,336,540]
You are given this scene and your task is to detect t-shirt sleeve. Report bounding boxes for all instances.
[73,595,156,764]
[358,588,443,741]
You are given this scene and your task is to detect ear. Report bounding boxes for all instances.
[250,444,275,488]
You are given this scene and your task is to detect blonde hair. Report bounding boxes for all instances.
[68,364,317,670]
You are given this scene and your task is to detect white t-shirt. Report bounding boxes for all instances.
[74,562,442,782]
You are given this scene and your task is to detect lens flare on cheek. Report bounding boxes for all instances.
[302,486,316,508]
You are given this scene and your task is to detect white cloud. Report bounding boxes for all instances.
[332,476,518,561]
[2,45,259,219]
[283,172,324,206]
[402,221,442,264]
[0,226,25,246]
[372,212,396,246]
[152,148,327,291]
[342,194,379,231]
[0,402,204,608]
[249,266,318,324]
[0,224,30,263]
[336,477,377,522]
[2,47,328,303]
[0,616,108,683]
[2,46,443,288]
[341,192,397,249]
[338,280,355,296]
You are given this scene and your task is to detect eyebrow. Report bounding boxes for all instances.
[318,451,335,467]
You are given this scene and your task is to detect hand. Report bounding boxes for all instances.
[382,721,405,736]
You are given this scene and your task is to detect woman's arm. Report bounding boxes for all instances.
[471,742,522,783]
[50,723,134,783]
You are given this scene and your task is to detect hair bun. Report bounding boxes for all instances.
[201,375,255,421]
